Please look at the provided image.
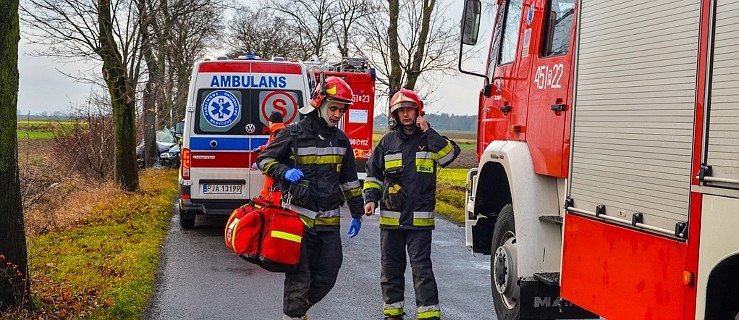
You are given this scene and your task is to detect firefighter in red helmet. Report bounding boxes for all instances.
[256,76,365,320]
[363,88,460,320]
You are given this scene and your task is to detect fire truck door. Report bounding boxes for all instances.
[490,0,533,142]
[525,0,575,178]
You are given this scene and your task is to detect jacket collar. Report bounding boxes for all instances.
[269,122,285,133]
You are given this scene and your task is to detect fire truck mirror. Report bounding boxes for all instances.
[483,83,494,98]
[462,0,482,45]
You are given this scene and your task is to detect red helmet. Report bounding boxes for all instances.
[301,76,354,114]
[389,88,423,116]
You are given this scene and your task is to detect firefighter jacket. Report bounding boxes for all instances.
[256,114,364,231]
[258,122,285,204]
[364,126,460,230]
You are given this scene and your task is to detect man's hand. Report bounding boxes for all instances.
[283,168,304,183]
[288,179,309,205]
[416,116,429,132]
[347,218,362,238]
[364,202,376,216]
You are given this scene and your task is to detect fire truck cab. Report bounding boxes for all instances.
[309,57,376,179]
[460,0,739,319]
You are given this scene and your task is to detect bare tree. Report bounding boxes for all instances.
[357,0,458,99]
[331,0,378,57]
[227,5,303,59]
[0,0,30,311]
[22,0,143,190]
[98,0,140,190]
[268,0,337,59]
[139,0,159,167]
[160,0,223,125]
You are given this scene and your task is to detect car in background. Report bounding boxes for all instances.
[136,128,181,168]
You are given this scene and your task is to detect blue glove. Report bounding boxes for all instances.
[252,147,262,153]
[347,218,362,238]
[283,168,304,183]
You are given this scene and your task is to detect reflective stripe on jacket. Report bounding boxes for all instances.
[364,127,460,229]
[256,115,364,230]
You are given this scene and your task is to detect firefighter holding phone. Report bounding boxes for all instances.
[363,88,461,320]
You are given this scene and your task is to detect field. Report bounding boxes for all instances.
[16,119,78,140]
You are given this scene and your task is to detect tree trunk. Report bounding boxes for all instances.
[386,0,402,98]
[156,0,171,128]
[139,0,158,168]
[0,0,30,311]
[143,81,157,167]
[405,0,434,89]
[99,0,139,191]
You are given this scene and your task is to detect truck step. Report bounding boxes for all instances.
[534,272,560,286]
[539,215,563,225]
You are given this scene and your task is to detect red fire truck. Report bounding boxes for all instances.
[459,0,739,319]
[310,57,376,178]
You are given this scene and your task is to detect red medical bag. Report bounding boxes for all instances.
[225,199,304,273]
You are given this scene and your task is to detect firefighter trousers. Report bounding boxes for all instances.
[381,229,441,319]
[283,227,343,318]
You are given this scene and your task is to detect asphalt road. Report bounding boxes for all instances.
[144,206,496,320]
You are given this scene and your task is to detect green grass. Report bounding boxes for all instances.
[15,119,81,140]
[17,131,55,140]
[435,168,470,224]
[27,170,178,319]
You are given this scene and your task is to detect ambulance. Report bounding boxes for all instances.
[177,57,311,228]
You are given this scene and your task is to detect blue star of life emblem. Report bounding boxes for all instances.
[202,90,240,127]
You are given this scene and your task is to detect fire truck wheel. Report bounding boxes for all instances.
[179,210,195,229]
[490,204,519,320]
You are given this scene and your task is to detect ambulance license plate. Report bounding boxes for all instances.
[203,184,242,194]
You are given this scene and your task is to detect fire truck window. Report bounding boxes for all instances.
[487,4,505,78]
[541,0,575,57]
[498,0,524,65]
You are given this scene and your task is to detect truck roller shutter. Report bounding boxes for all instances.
[703,0,739,189]
[568,0,701,237]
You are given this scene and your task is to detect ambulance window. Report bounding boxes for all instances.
[541,0,575,57]
[498,0,524,65]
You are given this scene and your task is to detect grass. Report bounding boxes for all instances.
[435,168,470,224]
[24,169,178,319]
[15,119,81,140]
[16,131,55,140]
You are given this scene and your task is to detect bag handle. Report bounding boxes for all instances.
[284,124,299,206]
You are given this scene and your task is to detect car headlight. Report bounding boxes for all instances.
[160,152,172,159]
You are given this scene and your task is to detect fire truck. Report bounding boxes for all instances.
[309,57,376,179]
[459,0,739,319]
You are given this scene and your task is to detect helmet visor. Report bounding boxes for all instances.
[326,96,353,105]
[390,101,418,114]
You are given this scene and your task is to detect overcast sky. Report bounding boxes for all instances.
[17,1,492,116]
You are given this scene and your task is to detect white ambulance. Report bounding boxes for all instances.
[177,57,311,228]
